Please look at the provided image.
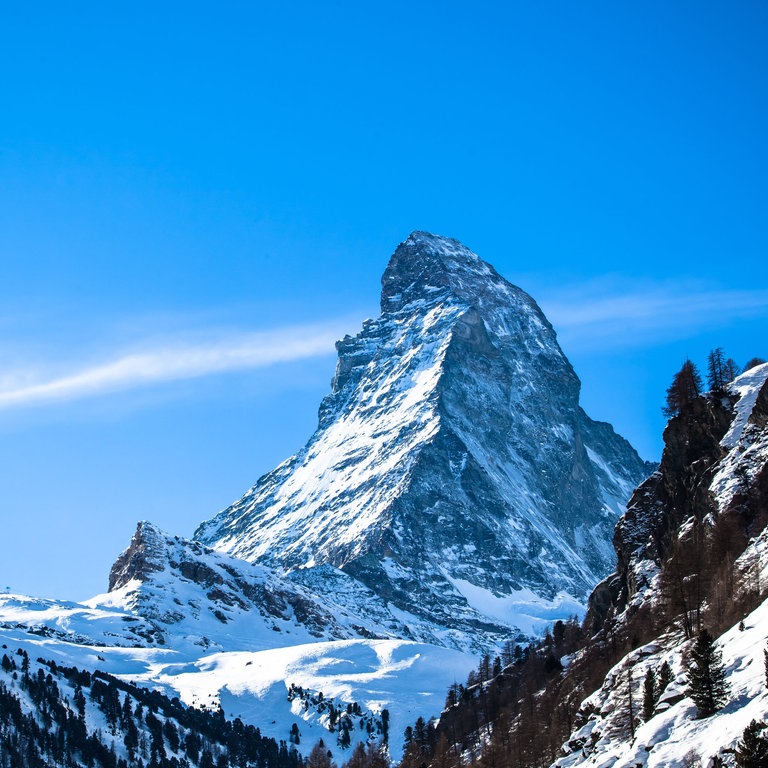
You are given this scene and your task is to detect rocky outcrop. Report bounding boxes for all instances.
[588,363,768,626]
[108,521,168,591]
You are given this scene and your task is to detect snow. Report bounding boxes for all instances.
[556,559,768,767]
[202,298,464,567]
[0,611,476,763]
[710,363,768,513]
[442,576,585,636]
[0,519,480,763]
[721,363,768,448]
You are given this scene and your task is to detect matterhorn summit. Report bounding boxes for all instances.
[196,232,651,643]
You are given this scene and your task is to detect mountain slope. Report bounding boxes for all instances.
[393,363,768,768]
[555,362,768,767]
[196,232,651,641]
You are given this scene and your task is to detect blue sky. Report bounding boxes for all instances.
[1,1,766,600]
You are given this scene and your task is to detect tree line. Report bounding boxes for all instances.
[0,648,303,768]
[663,349,765,418]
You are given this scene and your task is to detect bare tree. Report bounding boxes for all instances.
[706,348,727,394]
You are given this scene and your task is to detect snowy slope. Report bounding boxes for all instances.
[710,362,768,511]
[0,616,475,763]
[552,364,768,767]
[0,520,478,762]
[557,539,768,768]
[196,232,651,644]
[102,520,388,652]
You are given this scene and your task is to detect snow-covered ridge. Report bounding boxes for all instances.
[0,519,478,762]
[709,363,768,514]
[720,362,768,448]
[196,297,464,567]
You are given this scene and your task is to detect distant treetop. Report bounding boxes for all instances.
[663,359,702,418]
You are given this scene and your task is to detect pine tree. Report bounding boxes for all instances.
[626,669,636,739]
[735,720,768,767]
[707,348,727,394]
[657,660,674,700]
[686,629,730,717]
[763,644,768,689]
[663,359,703,417]
[642,669,656,721]
[724,358,739,383]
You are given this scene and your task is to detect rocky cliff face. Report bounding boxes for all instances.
[105,521,407,652]
[557,364,768,768]
[195,232,651,642]
[589,362,768,624]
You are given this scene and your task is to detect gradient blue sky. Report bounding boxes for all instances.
[1,1,766,600]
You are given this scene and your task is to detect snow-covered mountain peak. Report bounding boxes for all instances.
[381,231,502,312]
[195,234,651,644]
[108,520,177,591]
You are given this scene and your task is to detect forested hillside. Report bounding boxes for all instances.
[397,358,768,768]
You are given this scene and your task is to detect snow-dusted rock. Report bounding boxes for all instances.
[196,232,651,645]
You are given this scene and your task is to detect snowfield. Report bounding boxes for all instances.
[0,605,476,762]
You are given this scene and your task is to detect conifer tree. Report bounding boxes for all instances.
[724,358,739,383]
[307,739,336,768]
[642,669,656,721]
[663,359,703,417]
[686,629,729,717]
[707,348,728,394]
[735,720,768,767]
[626,669,636,739]
[763,644,768,689]
[657,660,674,700]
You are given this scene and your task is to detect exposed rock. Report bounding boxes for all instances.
[108,521,168,591]
[196,232,652,644]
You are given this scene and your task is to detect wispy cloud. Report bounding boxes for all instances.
[2,283,764,409]
[538,282,768,350]
[0,321,350,410]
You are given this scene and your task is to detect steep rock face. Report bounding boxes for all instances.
[558,364,768,768]
[196,232,652,640]
[589,363,768,627]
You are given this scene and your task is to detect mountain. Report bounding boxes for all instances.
[0,231,658,767]
[196,232,652,644]
[0,523,477,764]
[407,362,768,768]
[553,361,768,768]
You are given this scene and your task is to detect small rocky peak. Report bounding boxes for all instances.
[380,231,503,314]
[108,521,169,592]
